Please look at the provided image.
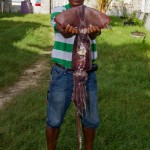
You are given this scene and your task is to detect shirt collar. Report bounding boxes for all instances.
[65,3,71,10]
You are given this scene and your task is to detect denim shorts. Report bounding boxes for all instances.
[46,64,100,128]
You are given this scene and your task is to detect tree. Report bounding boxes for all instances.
[96,0,113,13]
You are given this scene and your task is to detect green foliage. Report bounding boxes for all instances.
[133,17,144,27]
[124,12,144,27]
[142,36,146,44]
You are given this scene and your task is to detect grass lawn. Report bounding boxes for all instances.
[0,13,54,89]
[0,14,150,150]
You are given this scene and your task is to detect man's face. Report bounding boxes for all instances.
[69,0,84,7]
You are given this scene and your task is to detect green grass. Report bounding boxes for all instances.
[0,14,54,89]
[95,16,150,150]
[0,15,150,150]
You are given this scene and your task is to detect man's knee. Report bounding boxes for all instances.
[46,118,63,128]
[82,116,100,128]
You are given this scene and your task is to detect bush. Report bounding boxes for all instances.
[123,12,144,27]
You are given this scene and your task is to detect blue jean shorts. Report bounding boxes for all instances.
[46,64,100,128]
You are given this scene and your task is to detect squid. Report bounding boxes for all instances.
[54,5,110,150]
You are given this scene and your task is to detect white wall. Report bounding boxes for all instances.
[107,0,143,16]
[145,13,150,31]
[144,0,150,13]
[40,0,50,14]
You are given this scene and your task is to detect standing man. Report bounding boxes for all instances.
[46,0,101,149]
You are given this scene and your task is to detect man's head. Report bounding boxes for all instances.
[69,0,84,7]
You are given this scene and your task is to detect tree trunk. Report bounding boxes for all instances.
[97,0,112,13]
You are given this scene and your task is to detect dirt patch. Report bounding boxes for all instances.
[0,58,50,109]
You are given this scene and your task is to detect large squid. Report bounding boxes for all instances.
[55,5,110,150]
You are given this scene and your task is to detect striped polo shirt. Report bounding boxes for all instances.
[51,3,97,69]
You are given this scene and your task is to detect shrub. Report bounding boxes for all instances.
[123,12,144,27]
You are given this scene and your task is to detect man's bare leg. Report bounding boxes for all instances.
[46,127,60,150]
[83,127,96,150]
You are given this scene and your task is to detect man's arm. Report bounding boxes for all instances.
[55,23,101,39]
[51,9,100,39]
[51,8,77,38]
[56,24,101,39]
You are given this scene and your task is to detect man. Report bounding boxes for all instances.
[46,0,101,150]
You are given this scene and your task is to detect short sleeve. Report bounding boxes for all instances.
[50,6,66,31]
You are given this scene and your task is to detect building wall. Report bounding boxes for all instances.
[145,13,150,31]
[144,0,150,13]
[0,0,11,12]
[107,0,142,16]
[39,0,49,14]
[143,0,150,31]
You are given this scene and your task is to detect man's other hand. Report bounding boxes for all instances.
[87,25,101,39]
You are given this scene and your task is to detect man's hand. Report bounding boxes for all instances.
[56,24,101,39]
[87,25,101,39]
[65,24,78,34]
[56,24,78,38]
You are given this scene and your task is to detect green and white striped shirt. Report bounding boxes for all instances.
[51,3,97,69]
